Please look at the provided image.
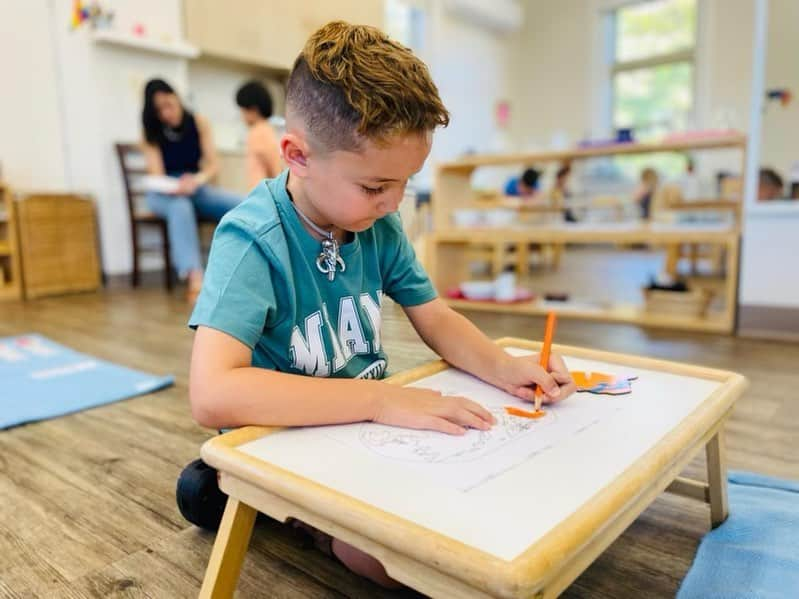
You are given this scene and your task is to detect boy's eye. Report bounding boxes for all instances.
[361,185,386,196]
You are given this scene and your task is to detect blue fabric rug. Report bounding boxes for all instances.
[1,334,173,429]
[677,470,799,599]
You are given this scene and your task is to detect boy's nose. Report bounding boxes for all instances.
[378,198,400,216]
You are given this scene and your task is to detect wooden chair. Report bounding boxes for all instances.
[115,143,173,290]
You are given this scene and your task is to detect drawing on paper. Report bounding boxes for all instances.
[358,407,557,464]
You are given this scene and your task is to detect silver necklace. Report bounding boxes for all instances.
[291,201,346,282]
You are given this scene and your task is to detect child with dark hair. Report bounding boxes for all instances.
[504,167,541,197]
[235,80,282,188]
[758,167,784,201]
[634,167,659,219]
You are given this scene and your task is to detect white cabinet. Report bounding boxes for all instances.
[184,1,384,72]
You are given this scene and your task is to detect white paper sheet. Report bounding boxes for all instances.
[140,175,180,194]
[239,349,722,560]
[320,357,630,491]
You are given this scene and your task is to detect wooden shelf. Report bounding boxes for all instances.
[92,30,199,59]
[444,298,731,333]
[438,133,747,171]
[432,223,739,245]
[426,225,741,335]
[428,133,748,334]
[0,184,22,300]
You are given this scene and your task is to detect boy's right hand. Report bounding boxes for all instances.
[371,385,496,436]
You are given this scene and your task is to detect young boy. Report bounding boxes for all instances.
[235,80,283,188]
[189,21,575,588]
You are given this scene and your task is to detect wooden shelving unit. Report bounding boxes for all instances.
[429,134,748,334]
[0,183,22,300]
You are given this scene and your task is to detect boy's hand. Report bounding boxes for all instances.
[497,353,576,405]
[372,385,496,436]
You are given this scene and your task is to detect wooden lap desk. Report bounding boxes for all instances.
[198,338,747,598]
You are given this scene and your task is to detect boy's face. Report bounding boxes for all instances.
[283,130,431,232]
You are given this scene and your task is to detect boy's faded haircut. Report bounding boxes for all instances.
[286,21,449,152]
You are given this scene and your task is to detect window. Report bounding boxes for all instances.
[608,0,698,177]
[612,0,697,139]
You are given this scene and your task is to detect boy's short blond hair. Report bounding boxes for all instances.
[286,21,449,152]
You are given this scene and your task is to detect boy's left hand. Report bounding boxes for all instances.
[497,353,576,405]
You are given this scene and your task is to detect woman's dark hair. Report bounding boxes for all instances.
[142,78,187,144]
[236,80,273,119]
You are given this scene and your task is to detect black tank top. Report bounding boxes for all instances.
[159,112,202,176]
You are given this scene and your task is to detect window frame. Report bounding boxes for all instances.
[593,0,706,141]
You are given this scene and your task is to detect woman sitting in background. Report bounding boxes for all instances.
[236,80,282,189]
[141,78,243,301]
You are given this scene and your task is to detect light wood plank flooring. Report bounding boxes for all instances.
[0,287,796,598]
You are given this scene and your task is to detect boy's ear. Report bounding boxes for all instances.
[281,132,310,175]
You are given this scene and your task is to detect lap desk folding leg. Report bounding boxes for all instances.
[198,337,747,598]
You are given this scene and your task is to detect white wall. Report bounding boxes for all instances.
[1,0,282,276]
[188,60,284,153]
[0,1,68,189]
[50,0,189,276]
[740,205,799,308]
[507,0,593,151]
[760,0,799,178]
[427,3,514,160]
[404,0,519,191]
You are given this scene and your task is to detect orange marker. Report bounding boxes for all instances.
[505,406,547,419]
[534,312,558,413]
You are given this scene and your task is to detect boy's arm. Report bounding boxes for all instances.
[403,298,576,404]
[189,326,495,433]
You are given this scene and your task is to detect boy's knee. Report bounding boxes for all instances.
[331,538,403,590]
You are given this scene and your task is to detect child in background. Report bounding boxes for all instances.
[504,167,541,197]
[236,80,283,189]
[758,167,785,201]
[552,162,577,222]
[189,21,575,588]
[634,167,659,220]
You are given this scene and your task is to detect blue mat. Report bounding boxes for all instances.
[677,470,799,599]
[0,334,173,429]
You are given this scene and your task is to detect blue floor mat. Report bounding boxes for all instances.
[1,333,173,429]
[677,470,799,599]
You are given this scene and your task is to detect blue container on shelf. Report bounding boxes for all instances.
[616,128,634,143]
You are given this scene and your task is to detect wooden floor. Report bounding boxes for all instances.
[0,287,797,598]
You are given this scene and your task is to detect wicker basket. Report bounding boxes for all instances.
[643,287,714,318]
[15,193,101,299]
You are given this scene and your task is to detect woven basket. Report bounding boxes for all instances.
[16,193,101,299]
[643,287,714,318]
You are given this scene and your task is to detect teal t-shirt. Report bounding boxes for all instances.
[188,170,436,380]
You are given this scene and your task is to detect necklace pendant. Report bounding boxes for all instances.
[316,237,346,282]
